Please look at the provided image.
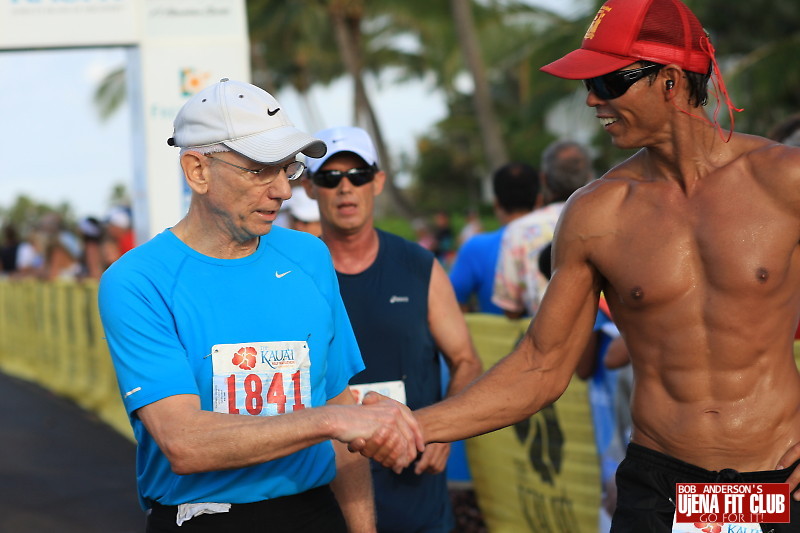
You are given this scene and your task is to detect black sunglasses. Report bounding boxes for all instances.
[583,64,663,100]
[311,165,377,188]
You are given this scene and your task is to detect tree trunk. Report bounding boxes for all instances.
[450,0,509,198]
[329,4,417,219]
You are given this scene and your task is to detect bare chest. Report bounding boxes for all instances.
[593,184,800,309]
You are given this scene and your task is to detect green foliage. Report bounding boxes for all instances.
[85,0,800,221]
[93,66,126,123]
[684,0,800,137]
[247,0,343,92]
[0,195,74,239]
[376,211,499,244]
[375,215,416,241]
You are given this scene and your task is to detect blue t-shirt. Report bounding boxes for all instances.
[449,227,506,314]
[99,227,363,509]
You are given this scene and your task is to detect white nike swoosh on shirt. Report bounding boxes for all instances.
[275,270,292,278]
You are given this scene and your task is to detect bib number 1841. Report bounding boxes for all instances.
[226,371,305,416]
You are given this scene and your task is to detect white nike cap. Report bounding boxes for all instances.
[286,186,320,223]
[306,126,379,174]
[168,78,326,164]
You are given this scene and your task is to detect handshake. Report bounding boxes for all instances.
[335,391,432,475]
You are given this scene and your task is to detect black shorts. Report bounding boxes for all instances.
[611,443,800,533]
[146,484,347,533]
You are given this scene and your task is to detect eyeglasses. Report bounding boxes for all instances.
[583,64,663,100]
[311,166,377,188]
[206,155,306,185]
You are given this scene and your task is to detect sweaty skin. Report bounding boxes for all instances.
[577,136,800,473]
[353,65,800,497]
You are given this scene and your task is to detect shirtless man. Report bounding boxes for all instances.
[354,0,800,530]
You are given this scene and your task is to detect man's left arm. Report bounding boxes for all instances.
[415,260,484,474]
[328,387,376,533]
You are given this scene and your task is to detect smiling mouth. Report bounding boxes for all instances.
[599,117,618,128]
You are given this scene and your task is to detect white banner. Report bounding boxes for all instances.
[0,0,251,242]
[0,0,137,49]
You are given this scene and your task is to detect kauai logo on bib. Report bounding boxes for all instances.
[211,341,311,417]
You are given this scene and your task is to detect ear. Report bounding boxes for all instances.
[180,151,210,195]
[661,65,682,99]
[301,177,316,200]
[372,170,386,197]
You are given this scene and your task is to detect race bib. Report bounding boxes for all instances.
[349,380,406,405]
[212,341,311,416]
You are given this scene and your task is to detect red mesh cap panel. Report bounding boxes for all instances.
[632,0,711,74]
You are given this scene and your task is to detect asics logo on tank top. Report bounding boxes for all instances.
[389,295,409,304]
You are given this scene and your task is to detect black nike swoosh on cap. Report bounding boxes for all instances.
[267,107,280,116]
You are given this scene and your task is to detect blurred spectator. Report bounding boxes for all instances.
[44,231,82,281]
[274,181,303,229]
[431,210,455,266]
[14,229,45,278]
[449,162,539,314]
[37,213,82,281]
[286,185,322,237]
[493,140,594,317]
[0,223,21,275]
[77,216,106,280]
[414,218,436,251]
[103,206,134,265]
[457,210,482,247]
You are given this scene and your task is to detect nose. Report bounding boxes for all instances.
[585,89,604,107]
[268,173,293,200]
[337,176,355,192]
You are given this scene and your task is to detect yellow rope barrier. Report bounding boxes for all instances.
[0,279,133,441]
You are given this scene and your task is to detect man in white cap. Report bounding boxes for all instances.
[305,126,483,533]
[98,79,422,532]
[354,1,800,531]
[286,184,323,237]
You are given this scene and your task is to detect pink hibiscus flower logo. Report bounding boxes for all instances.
[694,523,722,533]
[232,346,257,370]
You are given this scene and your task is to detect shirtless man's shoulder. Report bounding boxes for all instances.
[736,133,800,203]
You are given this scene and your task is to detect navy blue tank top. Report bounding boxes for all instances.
[336,229,442,410]
[336,230,454,532]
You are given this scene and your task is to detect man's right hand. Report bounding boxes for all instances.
[335,392,424,474]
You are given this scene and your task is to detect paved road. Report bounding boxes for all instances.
[0,372,143,533]
[0,371,489,533]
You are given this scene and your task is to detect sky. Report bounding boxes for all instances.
[0,0,588,222]
[0,46,133,220]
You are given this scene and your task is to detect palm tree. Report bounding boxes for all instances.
[325,0,417,218]
[93,66,126,122]
[450,0,508,174]
[685,0,800,136]
[247,0,341,131]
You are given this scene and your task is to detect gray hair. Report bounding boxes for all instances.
[541,140,594,202]
[179,143,230,158]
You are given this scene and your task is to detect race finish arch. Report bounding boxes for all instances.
[0,0,250,242]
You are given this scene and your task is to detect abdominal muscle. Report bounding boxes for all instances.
[625,329,800,472]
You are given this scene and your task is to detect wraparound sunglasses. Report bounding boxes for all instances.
[583,64,663,100]
[311,165,377,188]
